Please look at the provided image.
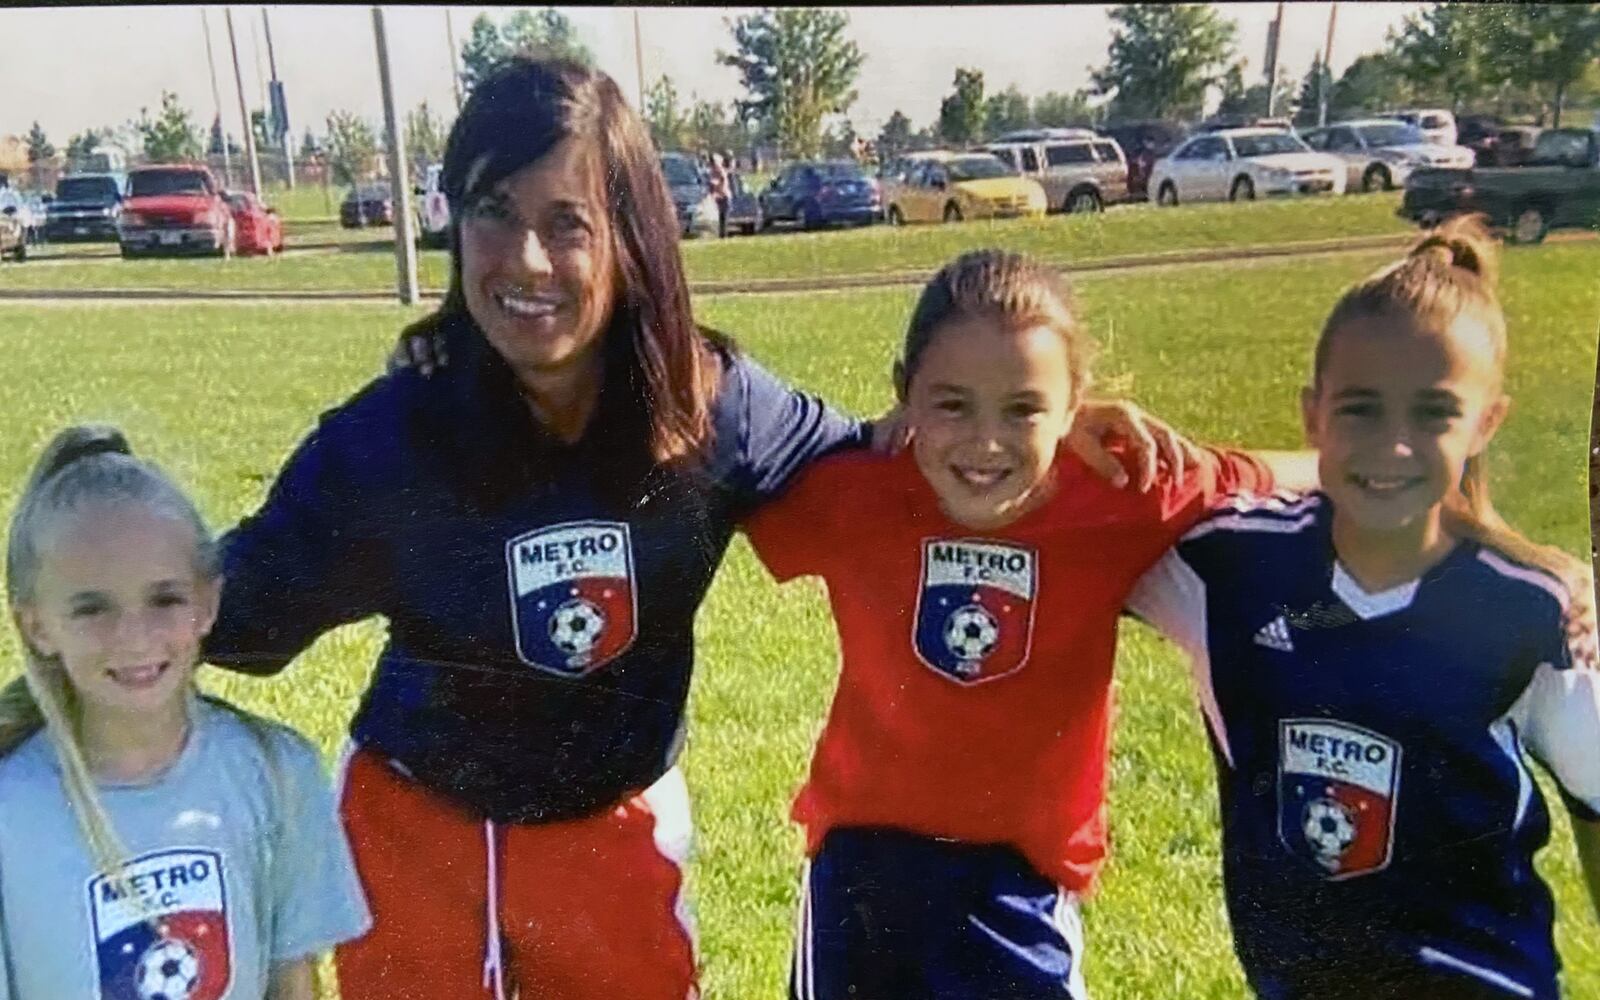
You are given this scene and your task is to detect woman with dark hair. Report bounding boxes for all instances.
[203,57,1176,999]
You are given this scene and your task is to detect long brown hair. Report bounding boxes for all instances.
[1314,216,1594,641]
[406,56,719,472]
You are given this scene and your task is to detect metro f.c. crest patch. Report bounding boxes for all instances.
[507,521,637,677]
[89,848,232,1000]
[912,539,1037,685]
[1277,719,1402,880]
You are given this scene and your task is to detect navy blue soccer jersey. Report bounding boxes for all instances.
[205,325,865,825]
[1127,490,1600,1000]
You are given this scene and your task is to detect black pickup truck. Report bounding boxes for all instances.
[1399,127,1600,243]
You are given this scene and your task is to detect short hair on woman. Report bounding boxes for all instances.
[422,56,719,471]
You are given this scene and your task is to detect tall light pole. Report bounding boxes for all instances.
[1319,3,1339,127]
[225,8,262,196]
[1263,1,1287,119]
[373,6,420,305]
[445,8,463,111]
[261,8,295,189]
[201,9,233,186]
[634,9,646,111]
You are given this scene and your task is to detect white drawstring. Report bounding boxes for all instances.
[482,819,507,1000]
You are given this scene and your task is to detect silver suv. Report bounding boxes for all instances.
[981,129,1129,213]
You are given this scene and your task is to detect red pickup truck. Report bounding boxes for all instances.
[117,164,235,258]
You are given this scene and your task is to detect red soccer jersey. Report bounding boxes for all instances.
[744,445,1271,892]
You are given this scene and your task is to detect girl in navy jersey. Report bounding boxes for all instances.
[1129,217,1600,999]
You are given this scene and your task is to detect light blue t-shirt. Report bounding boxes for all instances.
[0,696,371,1000]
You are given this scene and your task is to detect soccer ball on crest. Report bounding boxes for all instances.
[943,604,999,667]
[136,937,200,1000]
[549,598,606,659]
[1302,797,1357,868]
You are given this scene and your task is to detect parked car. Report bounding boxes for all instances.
[1150,128,1345,205]
[1378,109,1458,146]
[0,207,26,261]
[0,189,46,246]
[118,165,234,258]
[1490,126,1542,167]
[981,129,1128,213]
[223,191,284,255]
[1299,120,1475,193]
[1400,126,1600,243]
[659,152,720,239]
[882,150,1045,224]
[45,172,126,242]
[416,164,450,249]
[724,173,762,235]
[1456,114,1504,165]
[759,160,881,229]
[340,183,394,228]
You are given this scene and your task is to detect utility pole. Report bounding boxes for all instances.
[373,6,420,305]
[634,9,646,111]
[445,8,463,111]
[201,9,233,187]
[1264,0,1286,119]
[225,8,263,196]
[1319,2,1339,127]
[261,8,295,189]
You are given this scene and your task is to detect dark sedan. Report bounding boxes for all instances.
[759,161,880,230]
[341,183,394,228]
[45,173,125,242]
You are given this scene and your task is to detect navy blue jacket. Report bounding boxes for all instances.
[207,322,864,823]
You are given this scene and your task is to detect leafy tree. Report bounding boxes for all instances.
[299,128,320,159]
[938,68,986,145]
[25,122,54,164]
[250,109,273,152]
[324,109,378,186]
[644,75,687,150]
[460,8,592,95]
[405,99,449,170]
[877,109,914,162]
[1488,3,1600,127]
[1092,4,1237,119]
[1215,61,1252,117]
[719,8,865,158]
[1390,3,1505,113]
[1331,52,1413,116]
[1032,90,1098,128]
[64,129,103,165]
[1295,55,1333,126]
[138,91,203,163]
[686,98,740,156]
[983,85,1032,139]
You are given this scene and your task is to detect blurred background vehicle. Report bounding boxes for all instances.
[1097,121,1189,200]
[759,160,881,230]
[1299,119,1474,192]
[724,173,762,235]
[659,152,721,239]
[224,190,284,255]
[118,164,234,258]
[982,128,1127,212]
[44,172,125,243]
[340,182,394,228]
[1378,108,1458,145]
[1150,128,1344,205]
[882,150,1045,224]
[416,164,451,249]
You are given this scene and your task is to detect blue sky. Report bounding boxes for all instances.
[1,4,1421,142]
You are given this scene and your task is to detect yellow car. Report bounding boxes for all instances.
[882,151,1047,224]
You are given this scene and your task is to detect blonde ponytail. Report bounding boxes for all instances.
[4,424,222,908]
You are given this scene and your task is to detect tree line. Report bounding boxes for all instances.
[22,4,1599,183]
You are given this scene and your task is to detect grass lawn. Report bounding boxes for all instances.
[3,193,1413,294]
[0,243,1595,998]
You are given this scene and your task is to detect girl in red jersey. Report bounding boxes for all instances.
[745,249,1315,1000]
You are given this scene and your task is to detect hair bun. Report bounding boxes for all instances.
[1408,214,1499,288]
[37,425,132,482]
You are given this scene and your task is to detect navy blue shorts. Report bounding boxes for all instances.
[790,827,1089,1000]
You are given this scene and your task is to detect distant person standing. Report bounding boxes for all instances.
[709,152,731,238]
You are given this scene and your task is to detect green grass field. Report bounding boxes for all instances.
[0,242,1596,998]
[4,194,1414,293]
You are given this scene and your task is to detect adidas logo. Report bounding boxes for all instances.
[1253,616,1294,652]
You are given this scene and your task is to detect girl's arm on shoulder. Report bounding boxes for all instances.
[1575,817,1600,923]
[1068,400,1315,493]
[267,959,315,1000]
